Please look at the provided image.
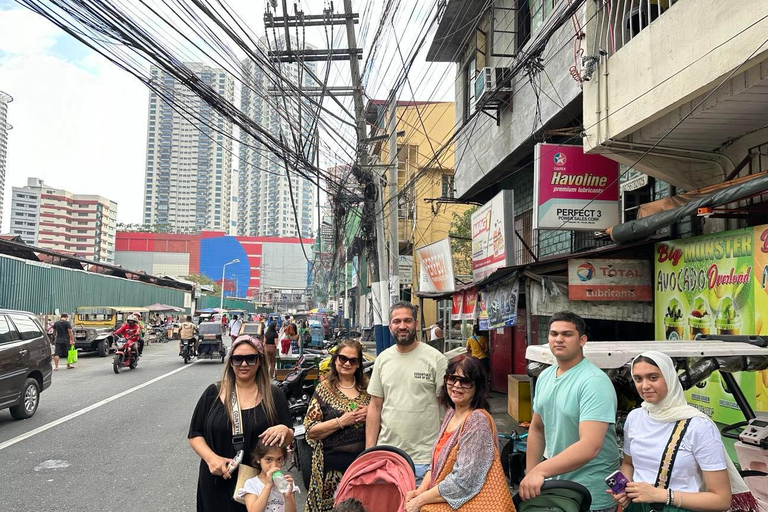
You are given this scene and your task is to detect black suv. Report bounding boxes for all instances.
[0,310,52,419]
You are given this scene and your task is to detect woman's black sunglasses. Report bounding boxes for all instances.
[231,354,260,366]
[444,374,474,389]
[336,354,360,366]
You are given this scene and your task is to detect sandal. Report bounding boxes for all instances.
[67,366,76,369]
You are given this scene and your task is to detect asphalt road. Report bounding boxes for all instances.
[0,339,308,511]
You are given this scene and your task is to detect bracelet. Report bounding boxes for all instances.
[667,489,672,506]
[677,492,683,508]
[335,417,343,429]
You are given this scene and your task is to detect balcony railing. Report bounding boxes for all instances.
[595,0,680,57]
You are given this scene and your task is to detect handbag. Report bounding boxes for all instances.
[230,386,259,504]
[421,409,515,512]
[67,346,78,365]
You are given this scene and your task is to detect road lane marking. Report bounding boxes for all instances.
[0,362,198,452]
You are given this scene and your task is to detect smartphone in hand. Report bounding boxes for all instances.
[605,470,630,494]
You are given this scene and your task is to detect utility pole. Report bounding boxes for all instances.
[342,0,391,353]
[265,0,390,352]
[387,90,400,309]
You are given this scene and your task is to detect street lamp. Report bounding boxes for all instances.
[220,258,240,310]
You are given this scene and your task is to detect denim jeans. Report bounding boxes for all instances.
[414,463,430,486]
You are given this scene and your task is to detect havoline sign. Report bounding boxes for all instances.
[533,143,620,231]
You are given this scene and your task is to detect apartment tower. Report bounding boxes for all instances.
[143,63,235,234]
[10,178,118,263]
[238,39,316,238]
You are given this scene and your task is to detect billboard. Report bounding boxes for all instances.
[654,224,768,423]
[533,143,620,231]
[485,277,520,328]
[416,238,455,293]
[471,190,515,282]
[568,258,652,301]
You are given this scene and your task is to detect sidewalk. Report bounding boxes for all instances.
[489,391,522,435]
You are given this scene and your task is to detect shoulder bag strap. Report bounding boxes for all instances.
[649,418,691,510]
[654,418,692,489]
[231,386,245,452]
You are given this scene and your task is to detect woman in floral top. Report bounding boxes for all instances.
[304,340,370,512]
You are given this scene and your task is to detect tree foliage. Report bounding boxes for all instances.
[449,206,477,278]
[184,274,221,295]
[116,222,173,233]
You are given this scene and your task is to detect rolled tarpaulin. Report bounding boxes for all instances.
[608,173,768,243]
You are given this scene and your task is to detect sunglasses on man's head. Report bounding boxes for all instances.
[231,354,260,366]
[444,374,474,389]
[336,354,360,366]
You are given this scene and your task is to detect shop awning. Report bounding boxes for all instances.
[608,172,768,243]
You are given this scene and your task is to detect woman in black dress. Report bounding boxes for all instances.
[189,335,293,512]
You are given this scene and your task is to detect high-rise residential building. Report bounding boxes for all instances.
[143,63,235,234]
[0,90,12,227]
[10,178,118,263]
[238,39,316,238]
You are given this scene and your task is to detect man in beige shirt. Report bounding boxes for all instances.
[366,301,448,485]
[179,316,198,356]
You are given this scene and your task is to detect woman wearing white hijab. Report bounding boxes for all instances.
[608,351,757,512]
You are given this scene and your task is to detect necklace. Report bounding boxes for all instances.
[337,380,356,389]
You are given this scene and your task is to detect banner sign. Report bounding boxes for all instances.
[568,258,652,301]
[478,290,490,330]
[462,288,479,320]
[451,292,463,320]
[416,238,455,293]
[485,277,520,328]
[399,255,413,278]
[654,224,768,423]
[533,143,620,231]
[471,190,515,282]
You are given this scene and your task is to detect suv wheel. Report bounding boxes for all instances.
[97,339,110,357]
[10,378,40,420]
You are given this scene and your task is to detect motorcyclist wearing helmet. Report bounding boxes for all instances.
[114,314,142,357]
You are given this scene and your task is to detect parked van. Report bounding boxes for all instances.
[0,309,52,419]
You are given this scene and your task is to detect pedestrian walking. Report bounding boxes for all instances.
[304,339,371,512]
[230,315,243,340]
[188,335,294,512]
[519,311,620,511]
[366,300,448,485]
[264,323,278,379]
[404,355,513,512]
[52,313,75,370]
[609,351,756,512]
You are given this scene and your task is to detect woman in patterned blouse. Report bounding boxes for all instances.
[304,340,371,512]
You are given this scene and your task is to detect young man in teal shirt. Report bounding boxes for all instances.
[520,311,619,511]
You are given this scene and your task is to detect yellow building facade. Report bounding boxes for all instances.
[366,100,472,332]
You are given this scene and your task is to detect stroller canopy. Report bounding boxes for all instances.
[334,446,416,512]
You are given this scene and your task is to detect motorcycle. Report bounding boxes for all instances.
[181,337,196,364]
[112,336,139,374]
[151,325,168,343]
[277,357,314,489]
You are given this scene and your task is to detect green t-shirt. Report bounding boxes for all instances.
[533,357,620,510]
[367,342,448,464]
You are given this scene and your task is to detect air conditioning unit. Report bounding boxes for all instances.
[474,67,512,108]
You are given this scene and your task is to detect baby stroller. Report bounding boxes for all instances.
[513,481,592,512]
[334,446,416,512]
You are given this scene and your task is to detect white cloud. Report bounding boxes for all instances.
[0,7,147,231]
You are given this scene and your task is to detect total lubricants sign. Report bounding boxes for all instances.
[533,144,620,231]
[568,258,651,301]
[653,224,768,423]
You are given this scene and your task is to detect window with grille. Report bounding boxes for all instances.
[441,174,455,199]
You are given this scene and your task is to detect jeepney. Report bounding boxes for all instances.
[73,306,149,356]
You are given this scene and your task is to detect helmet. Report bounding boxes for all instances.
[126,314,138,324]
